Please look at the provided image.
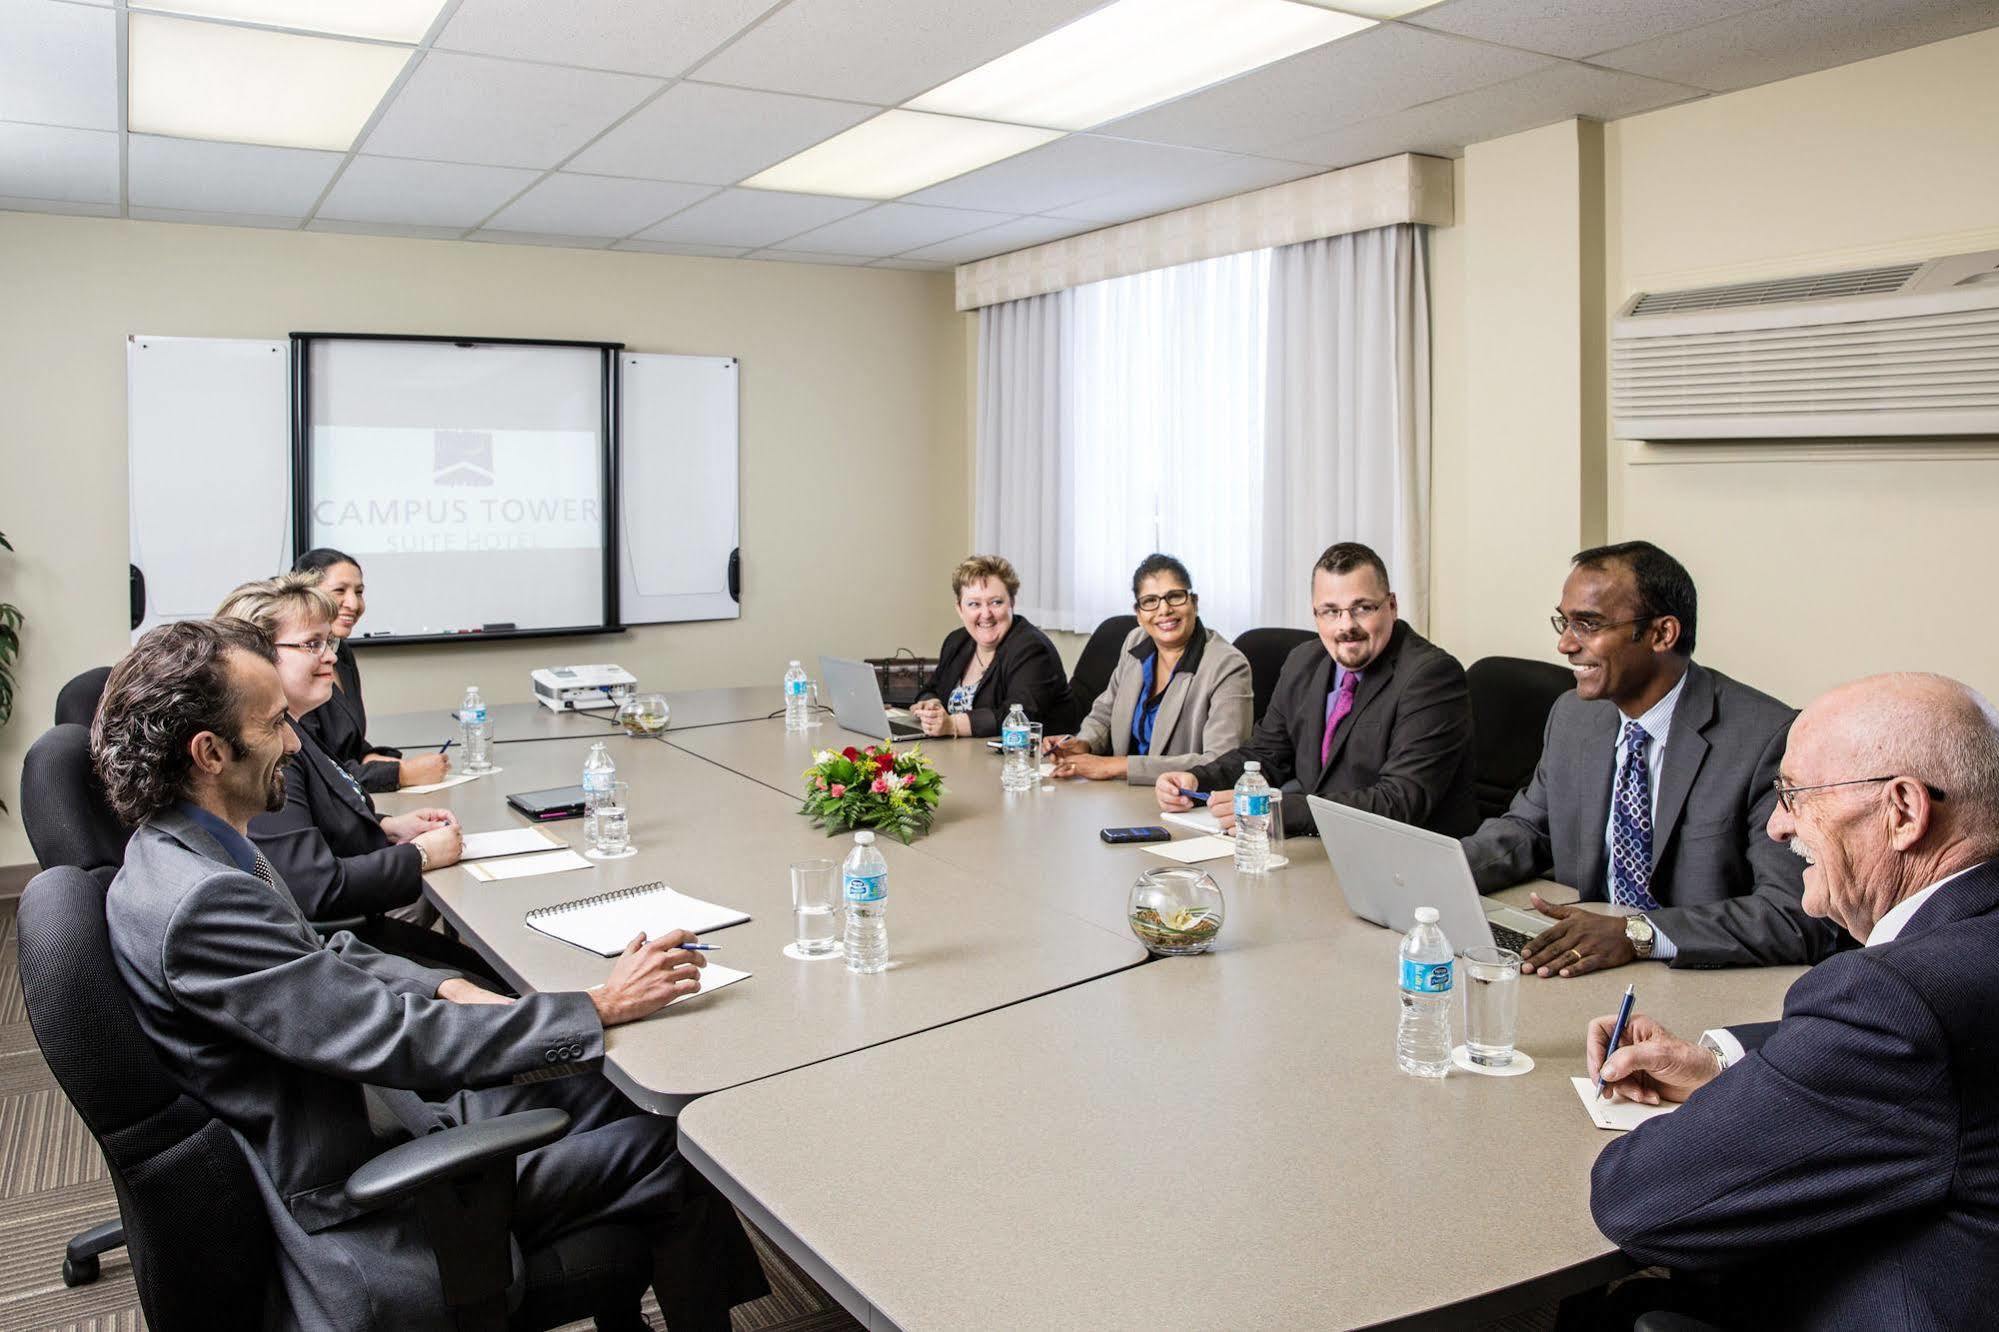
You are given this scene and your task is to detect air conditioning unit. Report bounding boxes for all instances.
[1612,249,1999,440]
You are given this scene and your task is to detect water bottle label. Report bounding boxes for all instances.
[1002,725,1029,753]
[786,679,808,699]
[843,870,886,904]
[583,772,611,794]
[1239,792,1271,817]
[1400,957,1454,994]
[462,707,487,723]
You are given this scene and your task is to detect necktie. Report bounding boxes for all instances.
[1321,671,1359,768]
[250,850,279,887]
[1609,721,1661,911]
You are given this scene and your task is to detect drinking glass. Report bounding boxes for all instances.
[1463,946,1522,1067]
[1029,722,1049,778]
[587,781,635,859]
[787,859,842,959]
[1262,789,1289,870]
[803,680,823,728]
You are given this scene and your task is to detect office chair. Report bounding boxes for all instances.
[1465,656,1574,819]
[53,665,112,728]
[1232,627,1316,723]
[1067,614,1139,714]
[21,724,131,878]
[17,865,655,1331]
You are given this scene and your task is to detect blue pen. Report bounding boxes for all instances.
[437,738,454,755]
[1596,982,1636,1100]
[1175,786,1210,805]
[679,943,721,952]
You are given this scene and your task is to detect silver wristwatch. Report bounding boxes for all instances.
[415,841,431,871]
[1625,914,1656,959]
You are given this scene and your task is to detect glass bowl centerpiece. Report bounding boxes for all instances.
[1128,866,1225,955]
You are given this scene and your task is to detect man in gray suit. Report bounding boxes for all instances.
[93,618,766,1330]
[1461,542,1843,974]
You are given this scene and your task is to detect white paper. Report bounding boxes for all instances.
[459,827,567,861]
[1570,1077,1678,1131]
[1143,834,1237,864]
[463,848,594,882]
[1162,808,1227,836]
[525,883,752,956]
[664,962,751,1009]
[397,767,504,796]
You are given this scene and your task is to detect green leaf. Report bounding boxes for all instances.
[0,530,12,551]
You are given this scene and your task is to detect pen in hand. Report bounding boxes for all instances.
[437,739,454,755]
[678,943,720,952]
[1596,982,1636,1100]
[1175,786,1210,805]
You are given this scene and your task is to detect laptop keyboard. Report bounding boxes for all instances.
[1489,922,1536,955]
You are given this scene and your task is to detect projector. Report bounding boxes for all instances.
[531,664,638,712]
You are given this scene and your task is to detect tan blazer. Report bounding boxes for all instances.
[1074,625,1254,785]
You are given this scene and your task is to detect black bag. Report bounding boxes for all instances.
[867,650,937,707]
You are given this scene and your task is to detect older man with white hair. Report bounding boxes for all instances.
[1574,672,1999,1328]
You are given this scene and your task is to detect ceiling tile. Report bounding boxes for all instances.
[0,0,118,130]
[1594,0,1999,93]
[0,195,121,218]
[483,172,716,236]
[896,214,1095,263]
[361,50,662,168]
[129,134,344,215]
[464,229,615,248]
[779,201,1017,257]
[634,186,872,248]
[0,122,119,204]
[1102,23,1552,158]
[1408,0,1775,60]
[613,239,753,258]
[567,81,877,185]
[907,134,1309,215]
[691,0,1106,104]
[317,155,541,228]
[870,258,955,271]
[748,249,879,266]
[435,0,779,76]
[1035,146,1323,223]
[130,205,302,228]
[306,217,470,239]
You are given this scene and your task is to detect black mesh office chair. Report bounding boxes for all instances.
[1465,656,1574,819]
[17,865,655,1331]
[1067,614,1139,715]
[53,665,112,728]
[21,724,130,878]
[1232,627,1317,723]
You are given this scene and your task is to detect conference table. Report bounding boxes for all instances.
[369,686,777,749]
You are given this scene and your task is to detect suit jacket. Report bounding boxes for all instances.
[1189,620,1477,838]
[250,720,421,919]
[297,643,401,793]
[1074,625,1253,785]
[107,810,602,1328]
[915,615,1078,737]
[1592,857,1999,1328]
[1460,660,1839,968]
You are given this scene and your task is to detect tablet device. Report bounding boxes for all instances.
[506,784,588,821]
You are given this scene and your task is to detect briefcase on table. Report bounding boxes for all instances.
[867,650,936,707]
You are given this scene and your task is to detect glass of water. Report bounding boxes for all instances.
[788,859,842,959]
[1463,946,1522,1067]
[1262,789,1289,869]
[587,781,635,859]
[1029,722,1049,778]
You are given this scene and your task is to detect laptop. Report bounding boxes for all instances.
[1306,794,1556,956]
[820,654,924,741]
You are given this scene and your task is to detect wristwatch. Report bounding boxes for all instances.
[1624,914,1656,959]
[415,841,431,871]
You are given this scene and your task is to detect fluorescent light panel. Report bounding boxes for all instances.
[907,0,1374,131]
[128,13,412,151]
[744,110,1062,200]
[129,0,447,44]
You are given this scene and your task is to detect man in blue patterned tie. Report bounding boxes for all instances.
[1459,542,1844,974]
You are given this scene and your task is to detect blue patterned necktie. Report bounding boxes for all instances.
[1609,720,1661,911]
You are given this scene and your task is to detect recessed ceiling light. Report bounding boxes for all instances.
[129,0,447,44]
[743,111,1063,200]
[1294,0,1444,17]
[906,0,1374,131]
[128,13,413,151]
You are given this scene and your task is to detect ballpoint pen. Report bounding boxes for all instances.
[1597,982,1637,1100]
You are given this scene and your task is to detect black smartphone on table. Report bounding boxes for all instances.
[1100,826,1171,844]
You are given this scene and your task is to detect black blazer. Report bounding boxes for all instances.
[1592,857,1999,1327]
[249,720,421,919]
[915,615,1077,737]
[1189,620,1477,837]
[297,644,401,793]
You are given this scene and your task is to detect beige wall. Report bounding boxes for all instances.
[0,214,969,865]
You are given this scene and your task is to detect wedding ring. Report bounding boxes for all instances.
[1567,948,1584,965]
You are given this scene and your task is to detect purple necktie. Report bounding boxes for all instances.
[1321,671,1359,767]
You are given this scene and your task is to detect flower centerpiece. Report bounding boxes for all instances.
[800,743,946,844]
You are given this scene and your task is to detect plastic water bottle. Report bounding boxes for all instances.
[458,686,492,773]
[1233,761,1272,873]
[1001,703,1034,792]
[581,741,616,845]
[842,831,889,974]
[783,660,810,732]
[1397,906,1455,1078]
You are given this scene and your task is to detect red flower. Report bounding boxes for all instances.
[841,746,861,761]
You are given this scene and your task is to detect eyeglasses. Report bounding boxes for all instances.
[1135,589,1192,614]
[1771,775,1947,815]
[1313,599,1387,624]
[1550,613,1651,638]
[274,638,337,658]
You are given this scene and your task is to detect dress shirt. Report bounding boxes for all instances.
[1604,671,1689,960]
[178,801,258,875]
[1131,652,1161,756]
[1324,664,1357,730]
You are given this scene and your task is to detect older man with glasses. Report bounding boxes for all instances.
[1460,541,1843,975]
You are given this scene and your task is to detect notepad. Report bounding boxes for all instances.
[464,849,594,882]
[662,962,752,1009]
[1144,834,1237,864]
[1162,808,1227,836]
[459,827,569,861]
[526,881,752,957]
[1570,1076,1679,1131]
[398,768,503,796]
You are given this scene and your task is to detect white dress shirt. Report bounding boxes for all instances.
[1604,671,1689,960]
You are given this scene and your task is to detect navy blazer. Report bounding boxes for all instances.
[1592,856,1999,1327]
[249,720,421,919]
[297,643,401,793]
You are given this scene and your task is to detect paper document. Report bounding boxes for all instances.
[463,848,594,882]
[1162,808,1227,836]
[459,827,569,861]
[664,962,751,1009]
[398,767,503,796]
[526,881,752,957]
[1144,834,1237,864]
[1570,1077,1678,1131]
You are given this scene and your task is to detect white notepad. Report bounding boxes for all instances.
[525,881,752,957]
[398,768,504,796]
[459,827,568,861]
[1570,1076,1679,1131]
[1162,808,1227,836]
[1144,834,1237,864]
[664,962,752,1009]
[463,848,594,882]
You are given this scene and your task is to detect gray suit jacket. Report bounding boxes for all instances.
[1460,660,1843,968]
[107,809,604,1328]
[1074,625,1253,784]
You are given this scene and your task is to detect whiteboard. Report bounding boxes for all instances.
[128,336,291,638]
[619,352,740,625]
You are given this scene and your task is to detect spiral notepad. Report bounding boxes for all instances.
[524,881,751,957]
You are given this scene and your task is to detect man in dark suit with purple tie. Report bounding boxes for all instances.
[1579,671,1999,1327]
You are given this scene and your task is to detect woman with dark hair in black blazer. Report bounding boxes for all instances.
[293,547,448,793]
[911,554,1077,738]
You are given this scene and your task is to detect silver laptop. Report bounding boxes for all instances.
[1307,794,1554,956]
[820,654,924,741]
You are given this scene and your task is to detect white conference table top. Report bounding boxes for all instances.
[369,686,776,749]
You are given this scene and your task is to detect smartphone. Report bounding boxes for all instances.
[1100,826,1171,845]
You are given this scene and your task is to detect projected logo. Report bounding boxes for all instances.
[432,430,495,487]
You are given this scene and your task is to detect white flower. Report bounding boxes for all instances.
[814,750,836,764]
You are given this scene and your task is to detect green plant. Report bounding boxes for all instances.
[799,742,946,845]
[0,531,18,814]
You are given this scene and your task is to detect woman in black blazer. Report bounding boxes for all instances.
[911,555,1077,738]
[294,548,448,793]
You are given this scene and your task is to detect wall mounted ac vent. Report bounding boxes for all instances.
[1613,249,1999,440]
